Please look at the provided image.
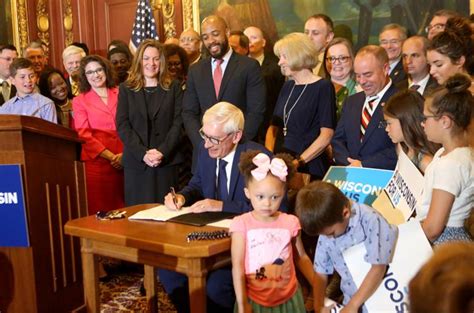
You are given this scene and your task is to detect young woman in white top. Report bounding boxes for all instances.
[420,74,473,244]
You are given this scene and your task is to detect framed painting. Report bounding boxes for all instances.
[0,0,28,51]
[191,0,471,49]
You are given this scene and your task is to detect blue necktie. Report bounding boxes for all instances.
[217,159,228,201]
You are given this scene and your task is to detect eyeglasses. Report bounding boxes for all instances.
[168,61,182,68]
[180,37,199,43]
[421,114,437,122]
[85,67,104,76]
[379,39,402,45]
[326,56,351,64]
[425,23,445,34]
[199,128,232,145]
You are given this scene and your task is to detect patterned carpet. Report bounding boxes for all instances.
[100,271,177,313]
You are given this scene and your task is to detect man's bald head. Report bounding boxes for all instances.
[201,15,228,31]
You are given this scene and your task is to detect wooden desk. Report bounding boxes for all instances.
[64,204,231,313]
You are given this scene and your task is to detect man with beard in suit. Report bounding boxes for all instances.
[182,15,265,169]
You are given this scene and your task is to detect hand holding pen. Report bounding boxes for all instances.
[164,187,185,210]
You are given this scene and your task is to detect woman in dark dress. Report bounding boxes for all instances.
[116,39,183,205]
[266,32,336,180]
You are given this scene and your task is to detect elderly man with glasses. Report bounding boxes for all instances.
[161,101,278,313]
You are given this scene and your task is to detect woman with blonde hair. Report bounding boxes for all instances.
[116,39,183,205]
[266,32,336,180]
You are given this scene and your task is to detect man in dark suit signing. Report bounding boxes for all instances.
[332,45,397,170]
[396,35,439,97]
[182,15,265,158]
[161,102,269,313]
[0,44,18,106]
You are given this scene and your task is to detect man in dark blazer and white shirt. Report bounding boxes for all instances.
[332,45,397,170]
[182,15,265,155]
[396,35,439,97]
[162,102,270,313]
[0,44,18,106]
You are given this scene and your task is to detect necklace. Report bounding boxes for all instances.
[144,86,159,93]
[283,83,308,136]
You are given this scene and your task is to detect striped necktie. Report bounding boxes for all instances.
[360,96,378,140]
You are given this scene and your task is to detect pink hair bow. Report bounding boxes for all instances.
[251,153,288,182]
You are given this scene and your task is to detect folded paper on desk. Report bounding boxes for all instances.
[167,211,239,226]
[128,205,192,221]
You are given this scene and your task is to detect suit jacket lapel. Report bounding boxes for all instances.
[85,90,110,114]
[202,58,217,102]
[218,53,238,100]
[360,85,395,146]
[152,87,165,119]
[228,143,243,198]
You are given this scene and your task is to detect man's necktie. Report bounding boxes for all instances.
[2,81,10,102]
[410,84,420,91]
[216,159,228,201]
[360,96,378,140]
[213,59,223,98]
[71,81,79,96]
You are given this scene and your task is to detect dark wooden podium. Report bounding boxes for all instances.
[0,116,87,313]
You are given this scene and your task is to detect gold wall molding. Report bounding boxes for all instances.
[14,0,29,51]
[152,0,177,39]
[36,0,50,55]
[63,0,73,46]
[182,0,194,31]
[163,0,176,39]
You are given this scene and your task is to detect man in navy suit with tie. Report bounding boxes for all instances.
[332,45,397,170]
[162,102,269,313]
[182,15,265,161]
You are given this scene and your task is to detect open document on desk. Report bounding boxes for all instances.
[128,205,192,221]
[128,205,236,228]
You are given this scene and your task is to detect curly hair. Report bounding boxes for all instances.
[78,55,116,93]
[38,68,73,103]
[238,150,295,187]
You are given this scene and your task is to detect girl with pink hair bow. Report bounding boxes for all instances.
[229,150,319,313]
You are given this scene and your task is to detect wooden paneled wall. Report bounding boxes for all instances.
[22,0,186,71]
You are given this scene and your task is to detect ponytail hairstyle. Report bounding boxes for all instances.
[384,89,440,156]
[427,74,473,134]
[239,150,295,187]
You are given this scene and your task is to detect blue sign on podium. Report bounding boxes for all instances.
[0,164,29,247]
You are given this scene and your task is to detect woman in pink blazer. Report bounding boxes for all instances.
[73,55,124,215]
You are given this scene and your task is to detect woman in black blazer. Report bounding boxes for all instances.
[117,39,183,205]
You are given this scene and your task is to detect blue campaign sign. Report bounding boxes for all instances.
[323,166,394,205]
[0,164,29,247]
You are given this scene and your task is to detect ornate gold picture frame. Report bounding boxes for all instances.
[0,0,28,51]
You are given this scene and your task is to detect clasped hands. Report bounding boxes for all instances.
[143,149,163,167]
[163,193,223,213]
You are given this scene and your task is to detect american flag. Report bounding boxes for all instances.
[129,0,159,53]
